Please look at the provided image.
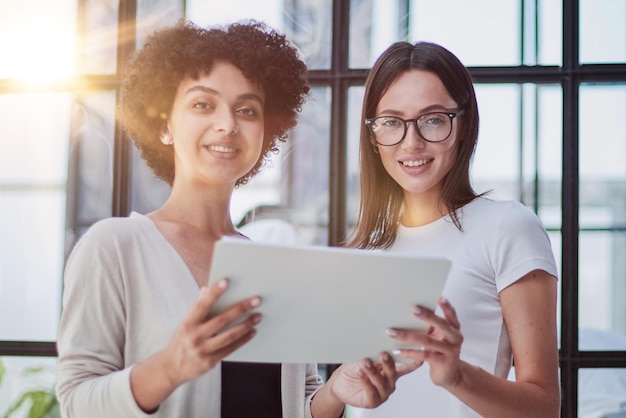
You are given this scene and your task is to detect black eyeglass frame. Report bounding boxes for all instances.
[365,109,465,146]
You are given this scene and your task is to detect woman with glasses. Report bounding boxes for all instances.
[347,41,561,417]
[56,20,403,418]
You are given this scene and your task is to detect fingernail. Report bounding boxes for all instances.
[217,278,228,289]
[198,287,208,298]
[364,359,372,368]
[392,349,402,356]
[382,352,390,361]
[386,328,398,337]
[250,297,261,307]
[440,296,449,305]
[252,313,262,323]
[412,305,422,315]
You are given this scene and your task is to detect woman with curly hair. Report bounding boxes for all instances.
[56,20,403,418]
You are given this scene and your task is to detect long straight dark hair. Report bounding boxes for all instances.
[347,41,482,249]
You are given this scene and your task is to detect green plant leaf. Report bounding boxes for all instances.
[2,390,57,418]
[22,366,46,375]
[0,359,5,386]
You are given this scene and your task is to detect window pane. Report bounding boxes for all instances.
[580,0,626,64]
[137,0,184,44]
[579,84,625,344]
[234,87,331,246]
[66,93,116,243]
[536,85,563,214]
[579,366,626,418]
[349,0,406,68]
[549,231,563,336]
[0,357,58,416]
[346,86,365,232]
[409,0,521,66]
[580,84,626,184]
[536,0,562,66]
[0,93,70,341]
[472,84,522,200]
[349,0,561,68]
[77,0,118,74]
[0,0,77,80]
[129,148,171,215]
[579,231,626,342]
[186,0,332,70]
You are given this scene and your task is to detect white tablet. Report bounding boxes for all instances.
[208,237,451,363]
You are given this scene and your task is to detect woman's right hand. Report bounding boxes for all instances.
[163,278,262,384]
[130,278,261,412]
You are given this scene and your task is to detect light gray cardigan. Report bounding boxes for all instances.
[57,213,323,417]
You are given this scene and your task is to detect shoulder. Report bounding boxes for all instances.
[69,213,152,256]
[85,213,146,237]
[461,197,542,228]
[463,197,531,215]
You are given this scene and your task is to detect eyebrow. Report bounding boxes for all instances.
[185,85,265,106]
[377,104,453,116]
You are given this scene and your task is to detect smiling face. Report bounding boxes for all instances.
[166,60,266,190]
[374,69,462,204]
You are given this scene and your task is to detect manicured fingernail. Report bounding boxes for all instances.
[412,305,422,315]
[250,297,261,307]
[392,349,402,356]
[386,328,398,336]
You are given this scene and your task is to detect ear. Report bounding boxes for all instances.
[160,122,173,145]
[369,137,379,154]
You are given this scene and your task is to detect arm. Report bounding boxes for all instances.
[390,270,560,418]
[56,232,147,418]
[56,226,262,417]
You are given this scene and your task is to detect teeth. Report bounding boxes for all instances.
[402,159,431,167]
[209,145,236,153]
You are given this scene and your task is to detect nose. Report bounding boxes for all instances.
[213,107,238,135]
[401,119,425,148]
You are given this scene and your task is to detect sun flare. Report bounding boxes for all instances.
[1,7,77,86]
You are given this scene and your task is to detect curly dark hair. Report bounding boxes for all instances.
[118,20,310,186]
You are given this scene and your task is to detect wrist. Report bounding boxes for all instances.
[310,378,344,418]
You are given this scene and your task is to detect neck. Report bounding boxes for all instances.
[151,182,237,238]
[400,190,448,227]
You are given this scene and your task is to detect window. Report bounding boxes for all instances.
[1,1,625,416]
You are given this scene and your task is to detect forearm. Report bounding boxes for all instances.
[309,383,345,418]
[445,361,560,418]
[130,350,180,413]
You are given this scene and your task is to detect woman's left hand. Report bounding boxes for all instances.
[328,352,420,408]
[386,296,464,389]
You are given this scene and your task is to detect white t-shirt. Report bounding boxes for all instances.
[351,197,558,418]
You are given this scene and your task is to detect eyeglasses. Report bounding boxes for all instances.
[365,109,465,146]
